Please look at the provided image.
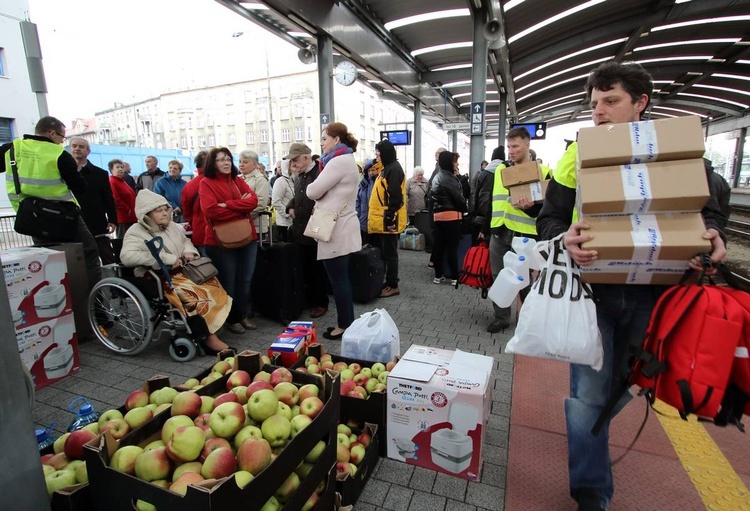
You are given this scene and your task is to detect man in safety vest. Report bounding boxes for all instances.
[0,116,102,289]
[487,126,551,333]
[537,61,727,511]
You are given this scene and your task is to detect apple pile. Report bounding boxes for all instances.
[334,423,372,480]
[102,363,327,511]
[298,354,397,400]
[40,429,93,499]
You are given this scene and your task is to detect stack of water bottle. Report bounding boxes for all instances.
[488,237,543,308]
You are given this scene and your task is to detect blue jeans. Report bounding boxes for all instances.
[322,254,354,329]
[566,284,658,508]
[205,241,258,323]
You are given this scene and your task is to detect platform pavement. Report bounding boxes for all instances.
[32,245,515,511]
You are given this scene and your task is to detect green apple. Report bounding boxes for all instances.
[63,459,84,473]
[169,472,204,496]
[301,491,319,511]
[183,378,200,388]
[360,367,372,379]
[234,470,254,488]
[261,415,291,448]
[209,402,246,439]
[305,440,326,463]
[378,371,390,384]
[200,396,214,415]
[252,371,271,383]
[166,425,206,462]
[297,384,319,403]
[295,461,314,480]
[337,433,351,448]
[143,440,165,452]
[299,396,324,419]
[82,422,100,435]
[364,377,379,394]
[276,402,292,420]
[349,442,366,465]
[212,360,232,375]
[109,445,144,475]
[134,446,171,481]
[370,362,386,377]
[172,461,203,482]
[273,381,299,406]
[53,433,70,454]
[97,409,124,429]
[135,500,157,511]
[45,469,77,499]
[155,403,173,416]
[337,424,351,436]
[289,414,312,437]
[99,418,130,440]
[260,496,280,511]
[274,472,300,503]
[234,425,263,451]
[124,407,153,429]
[75,462,88,484]
[336,442,350,462]
[161,415,194,444]
[236,437,272,475]
[339,368,355,381]
[171,391,203,419]
[247,389,279,422]
[42,464,56,477]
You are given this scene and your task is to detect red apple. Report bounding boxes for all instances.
[349,442,366,465]
[213,392,239,409]
[273,381,299,406]
[226,370,251,390]
[134,446,171,481]
[386,361,396,371]
[124,390,149,411]
[348,363,362,375]
[169,472,204,496]
[47,453,70,470]
[246,380,273,398]
[339,379,356,395]
[297,383,319,403]
[347,390,365,400]
[336,461,351,476]
[209,402,245,439]
[332,361,348,372]
[40,453,54,465]
[171,391,203,419]
[357,431,371,448]
[64,429,96,460]
[200,437,232,463]
[353,373,368,386]
[236,437,272,475]
[321,360,335,370]
[172,461,202,482]
[109,445,143,475]
[252,371,271,383]
[194,413,212,431]
[99,418,130,440]
[269,367,293,386]
[200,447,236,479]
[320,354,332,363]
[299,396,324,419]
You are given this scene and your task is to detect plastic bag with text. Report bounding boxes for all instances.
[505,235,603,370]
[342,308,400,363]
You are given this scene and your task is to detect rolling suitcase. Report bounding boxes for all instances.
[349,245,385,304]
[251,212,305,323]
[413,210,434,251]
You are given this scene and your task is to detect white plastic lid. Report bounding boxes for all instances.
[53,320,75,343]
[447,401,479,435]
[45,260,67,283]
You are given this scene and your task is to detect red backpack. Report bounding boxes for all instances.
[456,241,493,298]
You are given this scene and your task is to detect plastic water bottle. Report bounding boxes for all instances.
[488,267,528,308]
[36,424,58,451]
[66,397,99,432]
[503,251,529,275]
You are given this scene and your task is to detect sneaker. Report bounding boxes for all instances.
[380,286,400,298]
[226,323,245,334]
[433,277,445,284]
[450,279,458,286]
[240,318,257,330]
[487,319,510,334]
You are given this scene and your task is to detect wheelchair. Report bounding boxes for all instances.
[87,239,201,362]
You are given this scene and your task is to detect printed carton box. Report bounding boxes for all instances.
[577,159,709,215]
[1,246,72,330]
[577,115,705,168]
[500,160,542,187]
[16,313,79,389]
[579,212,711,285]
[508,179,549,202]
[386,345,493,480]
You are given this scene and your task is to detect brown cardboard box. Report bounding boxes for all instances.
[577,159,709,215]
[577,116,705,168]
[579,213,711,285]
[501,160,542,187]
[509,180,549,202]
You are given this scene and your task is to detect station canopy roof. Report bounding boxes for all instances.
[218,0,750,137]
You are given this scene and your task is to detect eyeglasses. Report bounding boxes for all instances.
[51,131,67,141]
[215,157,233,163]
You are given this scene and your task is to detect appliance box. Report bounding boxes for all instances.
[577,115,705,168]
[386,345,493,480]
[16,313,79,389]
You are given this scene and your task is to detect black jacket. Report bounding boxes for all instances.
[469,163,499,236]
[375,139,405,224]
[286,163,320,246]
[136,168,165,191]
[704,159,731,229]
[77,161,118,235]
[430,168,467,214]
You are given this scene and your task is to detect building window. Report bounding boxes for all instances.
[197,116,204,128]
[246,132,254,144]
[370,105,375,119]
[260,130,268,143]
[281,128,290,142]
[169,120,175,131]
[245,110,254,123]
[294,103,304,118]
[307,126,312,141]
[0,117,14,144]
[206,114,213,127]
[280,106,290,120]
[188,117,193,129]
[360,102,366,116]
[208,134,215,146]
[189,135,194,148]
[199,136,206,147]
[359,125,366,140]
[258,108,267,122]
[172,138,179,149]
[228,133,237,145]
[0,48,6,77]
[295,126,303,141]
[181,136,187,149]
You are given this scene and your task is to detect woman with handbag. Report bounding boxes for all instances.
[430,151,468,286]
[120,189,232,354]
[199,147,259,334]
[306,122,362,340]
[108,159,137,238]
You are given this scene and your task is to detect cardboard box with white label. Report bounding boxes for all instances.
[16,312,80,389]
[386,345,493,480]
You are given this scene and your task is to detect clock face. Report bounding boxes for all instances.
[334,61,357,86]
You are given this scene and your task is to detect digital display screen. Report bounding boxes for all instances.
[510,122,547,140]
[379,130,412,146]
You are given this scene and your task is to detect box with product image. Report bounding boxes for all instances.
[500,160,542,187]
[508,179,549,202]
[386,345,493,480]
[579,212,712,285]
[1,246,72,330]
[16,312,79,389]
[577,159,709,216]
[267,321,318,367]
[576,115,705,168]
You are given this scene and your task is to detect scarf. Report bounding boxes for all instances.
[320,143,353,170]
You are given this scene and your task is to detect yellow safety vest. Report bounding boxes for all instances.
[368,172,407,234]
[5,139,76,212]
[490,161,551,234]
[554,142,579,223]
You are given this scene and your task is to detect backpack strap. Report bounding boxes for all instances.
[9,144,22,195]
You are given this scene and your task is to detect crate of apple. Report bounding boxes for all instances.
[299,354,396,400]
[334,422,379,506]
[82,352,339,511]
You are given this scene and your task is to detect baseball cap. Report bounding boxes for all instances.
[283,143,312,160]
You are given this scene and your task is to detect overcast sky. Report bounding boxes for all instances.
[28,0,312,122]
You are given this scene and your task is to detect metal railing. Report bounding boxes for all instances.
[0,214,33,250]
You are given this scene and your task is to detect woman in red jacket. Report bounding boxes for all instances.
[199,148,259,334]
[108,159,137,238]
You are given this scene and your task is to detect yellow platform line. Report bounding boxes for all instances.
[653,400,750,511]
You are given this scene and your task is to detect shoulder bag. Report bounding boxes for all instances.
[304,202,347,243]
[182,256,219,285]
[10,145,79,240]
[212,179,254,249]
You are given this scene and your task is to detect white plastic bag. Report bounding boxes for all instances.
[505,235,603,370]
[342,308,400,362]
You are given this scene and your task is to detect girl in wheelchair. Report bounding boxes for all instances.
[120,189,232,354]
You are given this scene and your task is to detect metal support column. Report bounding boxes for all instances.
[469,12,488,179]
[732,127,746,188]
[317,35,334,124]
[498,94,507,147]
[452,131,458,152]
[413,100,422,167]
[20,22,48,117]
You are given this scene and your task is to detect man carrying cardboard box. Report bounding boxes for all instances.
[537,61,727,511]
[485,127,551,333]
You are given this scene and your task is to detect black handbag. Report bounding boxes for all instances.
[9,145,79,240]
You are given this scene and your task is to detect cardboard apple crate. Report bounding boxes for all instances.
[293,344,392,457]
[51,483,93,511]
[336,423,380,506]
[84,352,339,511]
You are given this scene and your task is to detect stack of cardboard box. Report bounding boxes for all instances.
[575,115,712,284]
[502,160,549,202]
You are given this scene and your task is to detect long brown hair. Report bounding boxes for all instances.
[324,122,358,151]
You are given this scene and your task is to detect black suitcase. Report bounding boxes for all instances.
[349,245,385,304]
[251,213,305,323]
[413,210,434,251]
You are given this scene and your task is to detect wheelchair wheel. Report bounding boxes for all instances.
[169,337,197,362]
[89,278,153,355]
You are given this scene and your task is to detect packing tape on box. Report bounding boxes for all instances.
[629,121,659,164]
[630,214,662,265]
[621,164,653,214]
[580,259,690,284]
